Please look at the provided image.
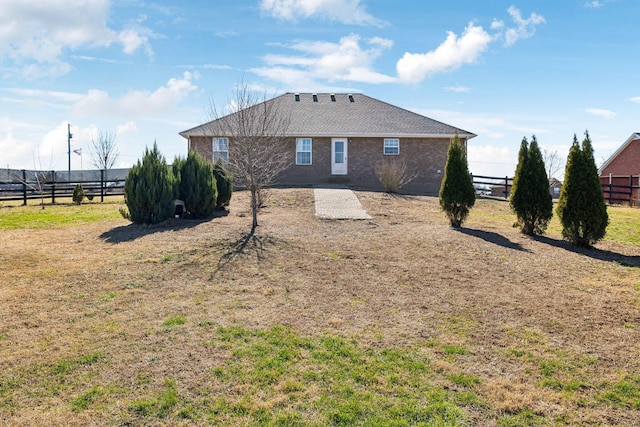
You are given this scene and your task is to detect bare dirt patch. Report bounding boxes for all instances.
[1,188,640,425]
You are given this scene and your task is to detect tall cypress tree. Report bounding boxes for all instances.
[213,158,233,209]
[510,137,530,227]
[439,133,475,228]
[123,142,177,224]
[510,136,553,235]
[557,131,608,246]
[173,151,218,218]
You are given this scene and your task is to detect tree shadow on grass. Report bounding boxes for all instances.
[456,227,531,252]
[533,235,640,267]
[212,230,277,277]
[99,210,229,244]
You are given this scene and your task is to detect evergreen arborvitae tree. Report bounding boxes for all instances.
[510,135,553,235]
[173,151,217,218]
[439,133,475,228]
[213,159,233,209]
[123,143,177,224]
[72,183,85,205]
[556,131,608,247]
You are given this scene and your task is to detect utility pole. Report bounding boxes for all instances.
[67,123,73,180]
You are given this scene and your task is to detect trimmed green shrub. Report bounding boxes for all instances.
[173,151,218,218]
[556,131,608,247]
[72,184,85,205]
[510,136,553,235]
[439,133,475,228]
[213,159,233,209]
[122,143,177,224]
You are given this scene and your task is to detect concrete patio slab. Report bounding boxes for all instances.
[313,185,372,220]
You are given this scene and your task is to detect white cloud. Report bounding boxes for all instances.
[582,0,616,8]
[418,108,550,141]
[467,144,517,177]
[0,1,155,78]
[396,23,492,84]
[215,30,238,38]
[5,88,83,103]
[252,34,395,87]
[260,0,385,26]
[491,19,505,30]
[35,122,74,169]
[21,62,73,80]
[117,121,139,135]
[118,27,152,56]
[0,117,60,170]
[396,7,545,84]
[629,97,640,103]
[0,131,25,168]
[72,72,198,118]
[502,6,546,47]
[443,85,471,93]
[586,108,616,119]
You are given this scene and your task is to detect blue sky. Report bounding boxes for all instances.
[1,0,638,178]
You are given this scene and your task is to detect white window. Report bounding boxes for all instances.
[296,138,312,165]
[384,138,400,155]
[213,138,229,162]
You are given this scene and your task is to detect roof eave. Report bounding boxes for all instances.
[180,131,477,139]
[598,132,640,174]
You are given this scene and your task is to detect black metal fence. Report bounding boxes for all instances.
[471,174,513,198]
[472,173,640,207]
[0,168,129,205]
[600,175,640,206]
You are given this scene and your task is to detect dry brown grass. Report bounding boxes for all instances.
[1,188,640,425]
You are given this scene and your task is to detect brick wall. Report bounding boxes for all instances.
[189,135,451,195]
[600,139,640,176]
[190,136,213,161]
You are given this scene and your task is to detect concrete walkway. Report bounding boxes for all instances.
[313,185,372,220]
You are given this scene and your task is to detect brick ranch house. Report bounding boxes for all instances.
[599,132,640,205]
[179,93,476,194]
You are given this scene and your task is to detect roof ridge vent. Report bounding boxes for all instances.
[330,94,336,102]
[348,94,354,103]
[312,93,318,102]
[294,93,300,102]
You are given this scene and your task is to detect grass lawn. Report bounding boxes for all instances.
[1,189,639,426]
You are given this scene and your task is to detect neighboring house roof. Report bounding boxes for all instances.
[599,132,640,175]
[179,93,477,139]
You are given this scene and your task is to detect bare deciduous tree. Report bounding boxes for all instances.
[209,85,291,232]
[542,149,564,180]
[11,150,53,209]
[11,170,51,209]
[89,131,120,178]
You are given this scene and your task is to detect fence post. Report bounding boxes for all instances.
[100,169,105,203]
[504,176,509,199]
[51,171,56,204]
[609,173,613,205]
[21,169,27,206]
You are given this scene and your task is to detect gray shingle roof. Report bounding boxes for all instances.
[180,93,476,139]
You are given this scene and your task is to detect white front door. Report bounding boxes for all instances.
[331,138,348,175]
